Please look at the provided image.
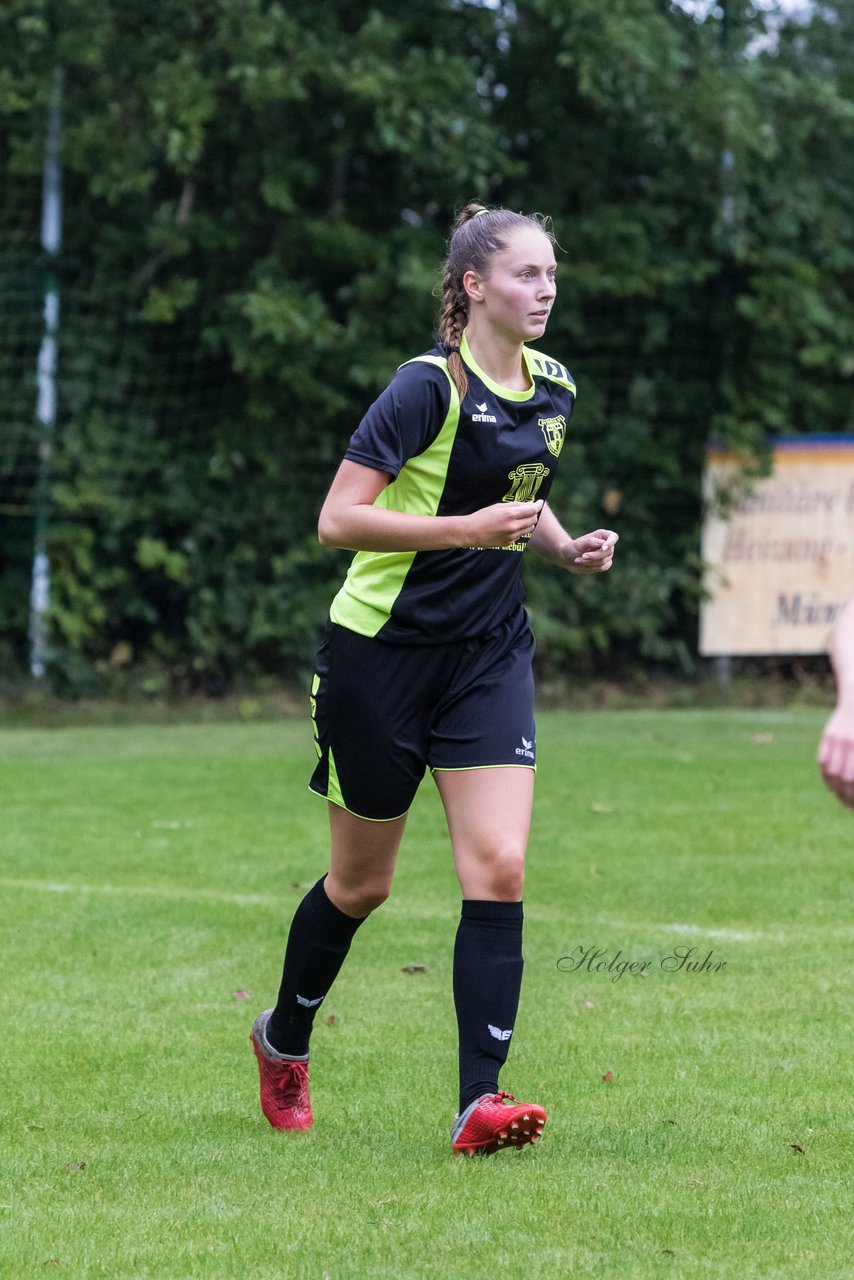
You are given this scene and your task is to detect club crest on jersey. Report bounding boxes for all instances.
[503,462,550,503]
[539,414,567,458]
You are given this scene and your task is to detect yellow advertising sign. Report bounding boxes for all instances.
[700,438,854,656]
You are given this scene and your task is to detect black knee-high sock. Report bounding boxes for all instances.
[453,899,524,1114]
[266,876,366,1057]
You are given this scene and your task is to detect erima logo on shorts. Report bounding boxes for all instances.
[488,1024,513,1041]
[515,736,535,760]
[296,994,324,1008]
[472,400,498,423]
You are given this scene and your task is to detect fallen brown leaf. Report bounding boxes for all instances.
[601,1071,613,1082]
[325,1015,336,1026]
[788,1143,805,1154]
[66,1162,86,1172]
[401,964,427,974]
[231,989,251,1001]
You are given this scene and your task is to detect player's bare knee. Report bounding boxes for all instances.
[341,882,391,917]
[483,849,525,900]
[325,872,391,917]
[358,885,391,915]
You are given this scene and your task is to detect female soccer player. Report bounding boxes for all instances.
[251,203,618,1155]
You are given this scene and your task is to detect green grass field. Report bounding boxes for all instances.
[1,710,852,1279]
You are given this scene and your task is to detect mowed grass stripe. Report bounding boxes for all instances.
[1,710,852,1279]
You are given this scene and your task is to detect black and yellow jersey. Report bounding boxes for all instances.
[329,329,576,643]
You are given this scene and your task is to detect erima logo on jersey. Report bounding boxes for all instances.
[296,994,324,1008]
[472,400,498,423]
[515,736,535,760]
[488,1024,513,1041]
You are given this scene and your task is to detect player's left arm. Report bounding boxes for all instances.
[528,502,618,575]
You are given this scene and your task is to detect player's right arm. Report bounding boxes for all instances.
[818,595,854,810]
[317,461,542,552]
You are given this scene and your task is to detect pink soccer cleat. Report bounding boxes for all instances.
[250,1010,312,1131]
[451,1090,546,1156]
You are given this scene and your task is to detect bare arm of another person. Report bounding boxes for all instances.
[817,595,854,810]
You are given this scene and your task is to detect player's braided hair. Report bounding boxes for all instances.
[437,202,555,402]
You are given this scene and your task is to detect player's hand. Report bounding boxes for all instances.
[817,704,854,810]
[565,529,618,574]
[462,499,544,548]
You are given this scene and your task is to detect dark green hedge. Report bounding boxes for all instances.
[1,0,852,692]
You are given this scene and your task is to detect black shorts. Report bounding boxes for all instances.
[308,610,536,821]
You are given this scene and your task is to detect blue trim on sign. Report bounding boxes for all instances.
[772,435,854,449]
[706,434,854,452]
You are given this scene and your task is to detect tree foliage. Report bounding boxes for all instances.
[0,0,851,691]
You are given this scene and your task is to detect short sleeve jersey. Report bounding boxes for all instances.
[329,330,576,643]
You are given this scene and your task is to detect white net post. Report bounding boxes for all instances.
[29,67,63,679]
